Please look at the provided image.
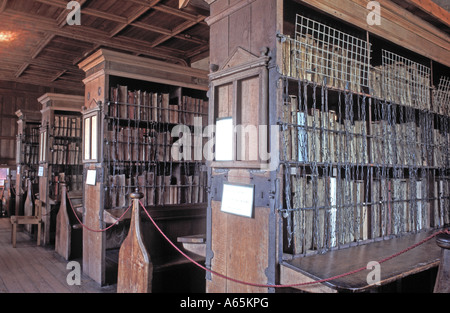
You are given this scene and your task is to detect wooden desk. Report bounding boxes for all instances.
[281,229,442,293]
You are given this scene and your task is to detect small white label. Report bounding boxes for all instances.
[221,183,254,218]
[86,170,96,186]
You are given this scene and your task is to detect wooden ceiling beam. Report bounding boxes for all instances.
[150,18,202,47]
[15,33,54,79]
[109,1,161,38]
[132,21,172,36]
[185,43,209,59]
[1,9,187,64]
[0,52,79,69]
[31,33,55,59]
[51,70,67,82]
[131,21,207,45]
[153,4,205,22]
[15,63,29,78]
[0,0,8,13]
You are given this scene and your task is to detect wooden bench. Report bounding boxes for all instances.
[280,229,443,293]
[55,182,83,260]
[117,190,206,293]
[10,199,42,248]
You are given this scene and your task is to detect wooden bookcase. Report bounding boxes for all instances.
[15,109,41,217]
[78,49,209,288]
[205,0,449,293]
[0,166,15,217]
[37,93,84,246]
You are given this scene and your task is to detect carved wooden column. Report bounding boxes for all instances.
[434,232,450,293]
[117,189,153,293]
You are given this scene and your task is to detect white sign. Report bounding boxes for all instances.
[215,117,233,161]
[38,166,44,177]
[86,170,97,186]
[220,183,254,218]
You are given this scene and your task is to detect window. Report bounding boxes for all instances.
[83,113,99,162]
[39,130,47,163]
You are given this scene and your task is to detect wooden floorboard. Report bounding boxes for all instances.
[0,217,116,293]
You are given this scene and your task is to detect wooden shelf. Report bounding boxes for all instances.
[281,228,443,292]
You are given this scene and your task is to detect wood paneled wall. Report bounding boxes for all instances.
[207,0,278,69]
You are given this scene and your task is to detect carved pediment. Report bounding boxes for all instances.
[221,47,259,70]
[210,46,270,81]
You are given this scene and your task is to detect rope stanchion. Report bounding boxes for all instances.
[139,200,450,289]
[67,195,132,233]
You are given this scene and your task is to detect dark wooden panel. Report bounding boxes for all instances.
[228,4,251,54]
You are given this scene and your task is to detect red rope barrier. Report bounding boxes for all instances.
[139,200,449,289]
[67,195,132,233]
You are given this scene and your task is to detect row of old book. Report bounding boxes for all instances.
[371,121,448,168]
[19,126,40,165]
[22,145,39,165]
[50,142,81,165]
[289,175,449,254]
[23,125,40,144]
[370,64,431,110]
[283,95,447,167]
[282,34,367,93]
[53,115,82,138]
[106,171,207,208]
[104,126,206,163]
[109,85,208,126]
[283,95,368,164]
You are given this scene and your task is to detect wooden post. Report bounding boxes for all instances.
[55,182,71,260]
[1,176,10,217]
[24,178,33,234]
[434,232,450,293]
[117,189,153,293]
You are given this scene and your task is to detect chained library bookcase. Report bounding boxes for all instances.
[0,166,15,217]
[37,93,84,246]
[78,49,209,288]
[205,0,450,293]
[15,109,41,218]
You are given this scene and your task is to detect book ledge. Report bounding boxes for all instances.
[280,229,443,292]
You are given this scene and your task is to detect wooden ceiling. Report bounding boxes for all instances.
[0,0,210,93]
[0,0,448,94]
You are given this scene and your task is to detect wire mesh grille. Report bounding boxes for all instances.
[433,76,450,115]
[379,50,431,109]
[281,14,371,93]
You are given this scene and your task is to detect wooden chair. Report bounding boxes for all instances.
[10,179,42,248]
